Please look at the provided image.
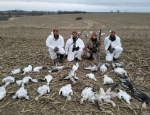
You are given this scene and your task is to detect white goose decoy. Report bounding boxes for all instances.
[2,76,15,87]
[113,67,128,76]
[44,75,53,85]
[33,66,43,72]
[12,86,29,100]
[103,75,114,85]
[100,64,107,74]
[35,84,50,101]
[11,68,21,74]
[23,65,32,74]
[86,73,97,81]
[117,89,131,104]
[0,86,6,100]
[59,84,73,101]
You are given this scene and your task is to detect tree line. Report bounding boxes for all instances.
[0,10,86,21]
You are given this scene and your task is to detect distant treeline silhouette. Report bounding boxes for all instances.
[0,9,86,21]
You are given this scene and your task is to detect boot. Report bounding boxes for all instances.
[59,54,64,63]
[75,57,79,62]
[113,57,120,63]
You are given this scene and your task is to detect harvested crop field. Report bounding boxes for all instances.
[0,13,150,115]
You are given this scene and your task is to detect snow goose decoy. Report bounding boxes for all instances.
[11,68,21,74]
[23,65,32,74]
[12,86,29,100]
[117,89,131,104]
[59,84,73,101]
[0,86,6,100]
[35,84,50,101]
[33,66,43,72]
[2,76,15,87]
[103,75,114,85]
[86,73,97,81]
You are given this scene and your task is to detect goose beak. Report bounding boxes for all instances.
[94,100,101,110]
[142,102,147,109]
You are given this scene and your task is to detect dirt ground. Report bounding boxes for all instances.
[0,13,150,115]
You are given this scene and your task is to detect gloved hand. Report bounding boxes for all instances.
[72,46,79,52]
[54,47,59,52]
[92,47,97,53]
[109,48,115,53]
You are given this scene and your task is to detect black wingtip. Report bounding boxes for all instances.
[94,100,101,110]
[110,83,120,92]
[38,79,46,82]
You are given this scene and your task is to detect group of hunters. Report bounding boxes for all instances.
[46,29,123,66]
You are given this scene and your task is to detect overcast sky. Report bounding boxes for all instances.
[0,0,150,12]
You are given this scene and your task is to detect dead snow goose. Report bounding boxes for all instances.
[35,84,50,101]
[80,87,100,110]
[23,65,32,74]
[16,76,32,86]
[0,86,6,100]
[86,73,97,81]
[97,87,116,107]
[33,66,43,72]
[12,86,29,100]
[49,66,64,72]
[11,68,21,74]
[113,67,128,76]
[117,89,131,104]
[59,84,73,101]
[80,87,95,104]
[2,76,15,87]
[60,70,77,84]
[91,65,98,72]
[100,64,108,74]
[103,75,114,85]
[44,75,53,85]
[72,62,79,72]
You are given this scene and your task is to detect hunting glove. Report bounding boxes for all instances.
[72,46,79,52]
[54,47,59,52]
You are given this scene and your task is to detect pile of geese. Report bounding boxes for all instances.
[0,61,149,110]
